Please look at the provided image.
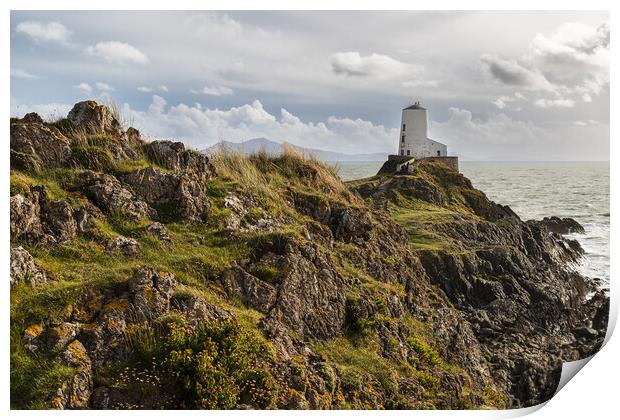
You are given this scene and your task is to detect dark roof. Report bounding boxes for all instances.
[404,103,426,110]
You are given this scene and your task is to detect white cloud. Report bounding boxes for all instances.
[10,68,38,79]
[120,96,396,153]
[84,41,149,65]
[432,107,547,160]
[16,20,71,44]
[73,82,93,93]
[534,98,575,108]
[138,85,168,93]
[10,101,72,121]
[526,21,609,99]
[96,82,115,92]
[479,54,556,93]
[191,85,234,96]
[480,21,609,106]
[492,96,513,110]
[330,51,409,78]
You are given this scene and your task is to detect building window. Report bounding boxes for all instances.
[401,135,405,143]
[437,150,441,156]
[407,150,410,156]
[400,149,404,156]
[402,124,406,131]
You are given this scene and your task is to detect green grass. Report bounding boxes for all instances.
[251,264,281,284]
[10,168,85,202]
[312,334,401,399]
[11,345,76,409]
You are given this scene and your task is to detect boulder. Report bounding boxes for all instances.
[10,186,97,247]
[106,236,142,255]
[144,140,216,179]
[40,198,77,243]
[528,216,586,235]
[128,266,177,322]
[123,167,210,222]
[10,120,72,170]
[22,112,44,124]
[46,322,81,352]
[67,101,122,136]
[80,171,156,221]
[10,247,47,286]
[22,323,45,353]
[10,192,48,245]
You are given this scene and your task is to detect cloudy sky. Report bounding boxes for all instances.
[10,10,609,160]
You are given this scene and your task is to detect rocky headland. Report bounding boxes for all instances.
[10,101,608,409]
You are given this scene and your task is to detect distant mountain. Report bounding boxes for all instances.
[202,138,387,162]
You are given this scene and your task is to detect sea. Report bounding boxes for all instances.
[335,161,610,289]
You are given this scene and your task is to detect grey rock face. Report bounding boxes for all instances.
[10,247,47,286]
[105,236,142,255]
[220,264,278,313]
[262,240,347,341]
[528,216,586,235]
[67,101,123,136]
[123,167,211,222]
[11,120,72,171]
[144,140,216,179]
[128,266,177,322]
[80,171,156,221]
[10,186,98,247]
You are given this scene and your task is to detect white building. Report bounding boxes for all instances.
[397,102,447,158]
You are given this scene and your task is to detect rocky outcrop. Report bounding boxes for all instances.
[17,265,232,409]
[263,239,347,341]
[49,340,93,409]
[220,265,278,313]
[10,247,47,286]
[351,162,608,407]
[528,216,586,235]
[67,101,123,136]
[11,118,72,171]
[80,171,156,221]
[123,167,211,222]
[105,236,142,255]
[144,140,216,179]
[10,186,98,247]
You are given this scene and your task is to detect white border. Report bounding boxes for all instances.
[3,2,616,419]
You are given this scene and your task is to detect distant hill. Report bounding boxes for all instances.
[202,138,387,162]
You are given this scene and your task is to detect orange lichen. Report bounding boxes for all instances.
[24,323,43,337]
[103,298,129,313]
[49,395,63,409]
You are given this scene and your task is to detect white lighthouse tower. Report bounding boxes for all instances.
[398,101,447,158]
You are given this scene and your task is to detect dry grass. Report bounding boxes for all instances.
[211,145,360,211]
